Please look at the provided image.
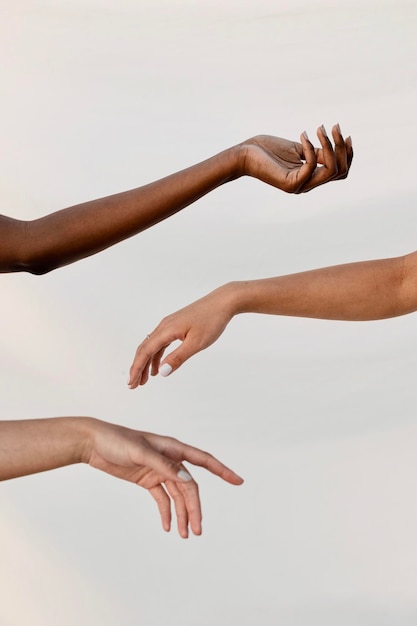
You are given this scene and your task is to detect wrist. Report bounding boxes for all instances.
[233,140,259,178]
[222,280,257,315]
[215,281,249,317]
[225,144,247,180]
[75,416,97,465]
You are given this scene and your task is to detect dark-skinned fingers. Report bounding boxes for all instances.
[307,135,352,185]
[342,136,354,178]
[297,126,339,192]
[316,125,338,176]
[331,124,348,179]
[285,132,317,193]
[149,484,172,532]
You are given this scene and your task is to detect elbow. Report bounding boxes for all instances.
[10,254,59,275]
[0,218,61,275]
[21,259,58,275]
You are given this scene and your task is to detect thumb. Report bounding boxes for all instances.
[158,340,198,378]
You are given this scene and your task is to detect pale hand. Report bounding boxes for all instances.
[87,418,243,538]
[128,285,234,389]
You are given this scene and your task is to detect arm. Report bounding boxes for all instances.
[1,125,352,275]
[0,417,243,537]
[128,251,417,386]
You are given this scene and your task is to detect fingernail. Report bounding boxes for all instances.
[321,124,328,137]
[336,122,341,133]
[302,130,309,141]
[159,363,172,377]
[177,469,192,482]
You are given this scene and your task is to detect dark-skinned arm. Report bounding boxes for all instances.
[1,125,351,274]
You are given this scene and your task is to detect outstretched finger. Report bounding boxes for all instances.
[147,435,244,486]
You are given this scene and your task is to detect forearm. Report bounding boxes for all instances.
[3,146,242,274]
[227,254,417,322]
[0,417,92,480]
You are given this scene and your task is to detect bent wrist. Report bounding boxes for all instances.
[213,281,250,317]
[223,280,259,315]
[219,144,246,181]
[77,416,98,465]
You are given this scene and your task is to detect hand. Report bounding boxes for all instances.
[241,124,353,193]
[128,285,233,389]
[86,418,243,538]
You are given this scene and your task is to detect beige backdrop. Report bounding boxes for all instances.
[1,1,417,624]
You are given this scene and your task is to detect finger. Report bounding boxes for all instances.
[138,359,152,386]
[175,476,203,536]
[129,332,171,388]
[316,124,338,176]
[331,124,348,179]
[298,125,338,192]
[312,132,353,176]
[283,132,317,193]
[151,347,166,377]
[149,484,172,532]
[166,479,194,538]
[345,135,354,175]
[137,441,195,485]
[128,339,153,389]
[157,332,212,378]
[148,435,244,485]
[315,147,325,165]
[300,131,317,168]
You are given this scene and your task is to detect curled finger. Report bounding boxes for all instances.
[285,132,317,193]
[129,331,171,388]
[331,124,348,179]
[299,125,338,191]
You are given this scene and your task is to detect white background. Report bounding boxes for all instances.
[1,1,417,624]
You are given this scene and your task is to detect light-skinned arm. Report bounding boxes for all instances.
[0,125,351,275]
[0,417,243,537]
[128,251,417,386]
